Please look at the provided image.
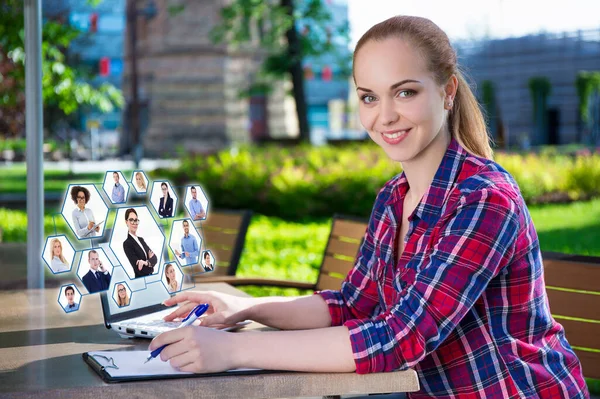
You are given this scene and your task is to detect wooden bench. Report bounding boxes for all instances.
[197,214,368,291]
[542,252,600,380]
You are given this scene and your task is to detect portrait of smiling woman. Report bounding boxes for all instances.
[122,208,158,278]
[149,16,588,398]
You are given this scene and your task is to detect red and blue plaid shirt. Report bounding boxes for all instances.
[318,139,588,398]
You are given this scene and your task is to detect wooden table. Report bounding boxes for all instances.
[0,283,419,398]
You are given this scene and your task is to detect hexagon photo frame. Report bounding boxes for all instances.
[131,170,149,194]
[77,247,114,294]
[42,234,76,274]
[102,171,130,205]
[183,184,209,221]
[150,180,177,219]
[112,281,133,308]
[168,218,202,267]
[201,250,216,272]
[61,183,109,240]
[109,205,166,280]
[58,284,82,314]
[161,262,184,294]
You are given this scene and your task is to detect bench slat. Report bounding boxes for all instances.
[316,273,345,291]
[544,259,600,293]
[331,219,367,241]
[547,289,600,321]
[326,238,362,259]
[321,255,355,277]
[556,318,600,350]
[573,349,600,380]
[199,213,245,230]
[203,229,239,247]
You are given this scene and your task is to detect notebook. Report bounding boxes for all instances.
[83,350,278,383]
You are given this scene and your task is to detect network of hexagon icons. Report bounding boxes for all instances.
[161,262,184,294]
[168,218,203,267]
[183,184,209,221]
[61,183,109,240]
[42,234,76,274]
[58,283,82,314]
[111,281,133,308]
[131,170,150,195]
[109,205,166,280]
[76,247,114,294]
[102,170,130,205]
[150,180,178,219]
[201,249,216,272]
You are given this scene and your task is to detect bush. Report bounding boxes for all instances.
[156,144,600,220]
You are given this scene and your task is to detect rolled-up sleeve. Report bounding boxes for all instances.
[341,188,519,374]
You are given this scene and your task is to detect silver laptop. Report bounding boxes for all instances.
[98,243,249,339]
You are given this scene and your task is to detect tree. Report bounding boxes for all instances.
[211,0,351,142]
[0,0,124,138]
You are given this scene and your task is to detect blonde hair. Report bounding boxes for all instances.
[117,284,130,307]
[49,238,68,265]
[135,172,146,190]
[353,15,493,159]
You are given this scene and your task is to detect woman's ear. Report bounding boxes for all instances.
[444,75,458,104]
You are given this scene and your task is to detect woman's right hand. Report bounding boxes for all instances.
[162,291,253,328]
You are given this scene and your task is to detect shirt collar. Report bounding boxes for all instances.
[384,138,468,225]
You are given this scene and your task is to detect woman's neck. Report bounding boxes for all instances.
[77,204,85,211]
[401,130,451,204]
[129,231,137,237]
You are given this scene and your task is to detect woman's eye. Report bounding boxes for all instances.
[361,95,376,104]
[397,90,415,98]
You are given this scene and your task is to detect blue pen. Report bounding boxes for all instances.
[144,303,210,364]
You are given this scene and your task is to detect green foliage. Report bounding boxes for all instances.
[575,71,600,124]
[0,1,124,136]
[156,144,600,220]
[210,0,351,93]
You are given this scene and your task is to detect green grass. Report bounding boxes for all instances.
[0,167,118,194]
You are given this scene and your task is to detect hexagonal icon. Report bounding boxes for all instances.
[77,247,114,294]
[201,250,216,272]
[162,262,184,294]
[42,235,76,274]
[102,171,130,205]
[112,281,133,308]
[168,218,202,267]
[150,180,177,218]
[58,283,82,313]
[131,170,149,194]
[184,184,209,221]
[110,205,165,280]
[62,183,109,240]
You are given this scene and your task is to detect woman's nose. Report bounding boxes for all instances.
[379,98,400,126]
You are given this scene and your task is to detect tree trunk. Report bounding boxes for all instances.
[281,0,310,142]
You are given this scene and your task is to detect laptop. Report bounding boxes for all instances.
[97,242,250,339]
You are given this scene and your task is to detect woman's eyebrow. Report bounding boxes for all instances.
[356,79,422,92]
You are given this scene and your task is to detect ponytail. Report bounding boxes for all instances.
[449,70,494,159]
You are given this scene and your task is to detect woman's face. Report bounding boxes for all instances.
[166,266,176,281]
[204,255,211,265]
[126,212,139,234]
[162,185,169,196]
[354,38,450,164]
[76,190,86,207]
[136,174,143,186]
[53,241,62,256]
[118,284,127,299]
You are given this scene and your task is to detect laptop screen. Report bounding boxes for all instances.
[99,243,173,326]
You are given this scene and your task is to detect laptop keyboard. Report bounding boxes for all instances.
[123,319,181,332]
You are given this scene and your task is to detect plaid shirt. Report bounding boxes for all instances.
[318,139,588,398]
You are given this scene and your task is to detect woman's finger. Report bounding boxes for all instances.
[163,302,196,321]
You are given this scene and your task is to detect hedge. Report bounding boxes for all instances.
[155,143,600,220]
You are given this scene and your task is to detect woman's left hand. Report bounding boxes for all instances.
[149,326,237,373]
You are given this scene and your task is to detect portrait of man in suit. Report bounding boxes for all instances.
[81,250,111,294]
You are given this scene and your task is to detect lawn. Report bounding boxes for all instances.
[0,166,106,194]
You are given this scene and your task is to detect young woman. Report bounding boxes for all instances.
[164,264,179,293]
[49,238,69,273]
[202,251,214,271]
[70,186,100,238]
[135,171,147,192]
[122,208,158,278]
[116,283,130,307]
[150,16,588,398]
[158,182,174,217]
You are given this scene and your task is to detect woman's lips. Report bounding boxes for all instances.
[381,128,411,145]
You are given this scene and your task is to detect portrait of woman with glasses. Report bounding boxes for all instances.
[122,208,158,278]
[158,182,174,218]
[70,185,101,238]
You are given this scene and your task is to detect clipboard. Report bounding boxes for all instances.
[83,351,284,383]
